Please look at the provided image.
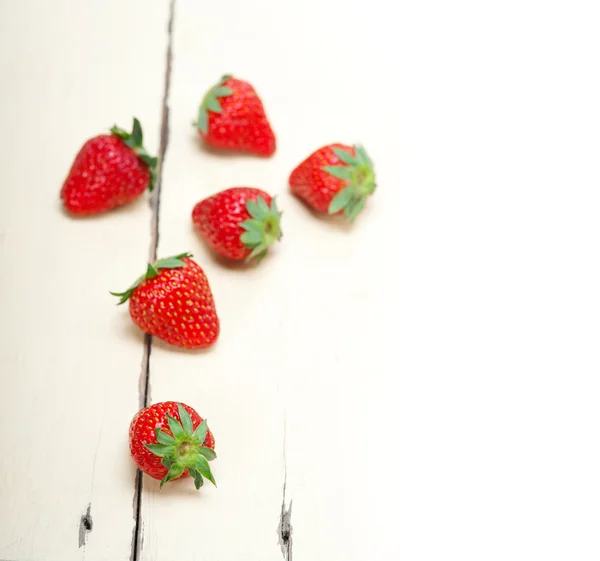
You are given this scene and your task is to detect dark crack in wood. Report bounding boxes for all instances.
[278,479,293,560]
[130,469,143,561]
[78,503,93,548]
[149,0,175,263]
[278,415,293,559]
[131,1,176,560]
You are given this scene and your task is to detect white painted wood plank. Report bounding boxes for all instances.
[143,0,600,560]
[138,2,287,559]
[0,2,168,560]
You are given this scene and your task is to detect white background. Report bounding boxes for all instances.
[0,0,599,559]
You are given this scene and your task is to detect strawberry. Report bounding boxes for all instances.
[111,252,219,349]
[192,187,282,263]
[61,118,157,215]
[129,401,216,489]
[194,75,276,157]
[289,143,376,222]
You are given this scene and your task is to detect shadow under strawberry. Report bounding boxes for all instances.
[59,195,148,220]
[192,134,268,159]
[291,196,358,233]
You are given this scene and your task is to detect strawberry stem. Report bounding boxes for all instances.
[239,196,283,263]
[194,75,234,135]
[110,118,158,192]
[146,263,159,279]
[325,145,376,223]
[145,404,217,490]
[110,252,192,305]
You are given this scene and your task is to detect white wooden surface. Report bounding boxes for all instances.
[0,1,168,560]
[2,1,600,560]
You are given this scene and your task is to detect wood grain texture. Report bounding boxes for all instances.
[2,0,600,560]
[0,1,168,560]
[137,0,393,559]
[138,0,600,559]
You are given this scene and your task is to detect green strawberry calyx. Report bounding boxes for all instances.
[194,75,234,135]
[145,403,217,490]
[110,252,192,305]
[110,118,158,192]
[239,196,283,263]
[324,145,376,223]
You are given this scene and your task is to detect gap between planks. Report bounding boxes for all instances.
[130,1,176,560]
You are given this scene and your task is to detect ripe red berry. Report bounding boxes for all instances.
[61,118,157,215]
[192,187,282,263]
[129,401,216,489]
[289,143,376,222]
[111,253,219,349]
[194,75,276,157]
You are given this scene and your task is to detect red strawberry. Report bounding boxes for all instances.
[111,252,219,349]
[194,75,276,157]
[192,187,282,263]
[61,118,157,215]
[129,401,216,489]
[289,143,376,222]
